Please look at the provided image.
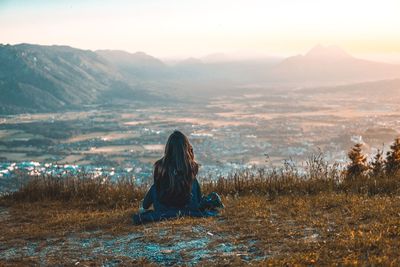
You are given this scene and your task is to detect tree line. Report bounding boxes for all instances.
[347,137,400,179]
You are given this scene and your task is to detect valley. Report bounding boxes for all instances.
[1,82,400,190]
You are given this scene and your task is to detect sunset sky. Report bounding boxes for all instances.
[1,0,399,62]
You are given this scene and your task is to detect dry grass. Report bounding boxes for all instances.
[4,160,400,208]
[218,194,400,266]
[1,162,400,266]
[2,175,147,209]
[1,194,399,266]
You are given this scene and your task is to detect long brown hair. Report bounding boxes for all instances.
[154,130,199,207]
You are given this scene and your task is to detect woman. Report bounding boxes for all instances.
[133,130,224,224]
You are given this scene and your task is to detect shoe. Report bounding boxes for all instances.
[202,192,224,210]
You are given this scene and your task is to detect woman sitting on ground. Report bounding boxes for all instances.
[133,130,224,224]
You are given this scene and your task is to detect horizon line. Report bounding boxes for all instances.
[2,41,400,65]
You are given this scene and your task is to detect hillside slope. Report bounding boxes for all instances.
[0,44,150,114]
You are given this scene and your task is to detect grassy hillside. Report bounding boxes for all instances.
[1,158,400,266]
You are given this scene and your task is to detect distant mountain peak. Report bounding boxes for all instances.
[179,57,204,65]
[133,51,147,55]
[201,53,229,63]
[271,44,400,84]
[131,51,157,59]
[305,44,351,59]
[96,49,166,67]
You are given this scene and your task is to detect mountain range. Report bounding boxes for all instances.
[0,44,153,114]
[96,50,169,82]
[1,43,400,114]
[271,45,400,84]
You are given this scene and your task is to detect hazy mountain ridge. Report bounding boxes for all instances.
[270,45,400,84]
[1,43,400,114]
[96,50,169,82]
[0,44,152,114]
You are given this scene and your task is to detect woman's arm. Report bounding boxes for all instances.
[193,179,202,204]
[142,185,155,210]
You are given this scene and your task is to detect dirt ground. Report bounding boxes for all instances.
[1,194,400,266]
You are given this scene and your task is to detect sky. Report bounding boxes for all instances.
[1,0,400,62]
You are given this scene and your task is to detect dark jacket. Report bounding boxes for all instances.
[142,179,202,211]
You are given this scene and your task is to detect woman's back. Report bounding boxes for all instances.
[153,131,199,208]
[154,159,199,208]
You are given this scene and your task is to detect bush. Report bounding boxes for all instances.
[346,143,368,180]
[385,137,400,175]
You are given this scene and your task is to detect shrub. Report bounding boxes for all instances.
[385,137,400,176]
[370,149,384,177]
[346,143,368,180]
